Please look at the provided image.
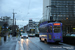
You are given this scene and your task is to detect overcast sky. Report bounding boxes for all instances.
[0,0,43,28]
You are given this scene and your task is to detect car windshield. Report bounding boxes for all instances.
[22,33,27,35]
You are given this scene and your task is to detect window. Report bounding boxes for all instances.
[53,26,61,33]
[50,26,52,33]
[39,26,48,33]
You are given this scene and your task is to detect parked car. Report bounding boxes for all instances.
[66,34,71,36]
[71,34,75,37]
[21,33,28,38]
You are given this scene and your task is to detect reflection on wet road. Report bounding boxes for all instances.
[21,38,42,50]
[20,37,75,50]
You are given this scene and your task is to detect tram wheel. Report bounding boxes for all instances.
[40,38,42,42]
[44,40,48,44]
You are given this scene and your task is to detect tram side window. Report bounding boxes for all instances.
[50,26,52,33]
[39,27,44,33]
[39,27,41,33]
[41,27,47,33]
[39,26,47,33]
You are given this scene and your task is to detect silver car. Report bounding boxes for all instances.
[71,34,75,37]
[21,33,28,38]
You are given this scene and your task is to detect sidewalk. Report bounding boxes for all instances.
[0,37,20,50]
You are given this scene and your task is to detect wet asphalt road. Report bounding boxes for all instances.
[20,37,75,50]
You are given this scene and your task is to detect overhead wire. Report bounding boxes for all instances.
[25,0,41,20]
[26,0,31,17]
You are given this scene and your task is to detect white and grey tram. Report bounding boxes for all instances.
[28,28,35,36]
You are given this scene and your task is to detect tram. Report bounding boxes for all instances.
[28,28,35,36]
[39,21,63,43]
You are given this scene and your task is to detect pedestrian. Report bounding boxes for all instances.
[14,32,16,36]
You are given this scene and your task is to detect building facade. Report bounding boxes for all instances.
[43,0,75,21]
[2,16,13,26]
[43,0,75,34]
[51,0,75,21]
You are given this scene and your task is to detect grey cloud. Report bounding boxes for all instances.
[0,0,43,26]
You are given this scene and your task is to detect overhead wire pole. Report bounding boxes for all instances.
[12,9,17,36]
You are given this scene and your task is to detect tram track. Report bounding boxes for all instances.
[23,39,43,50]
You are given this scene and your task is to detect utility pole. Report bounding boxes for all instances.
[15,18,16,32]
[12,9,17,36]
[15,18,16,26]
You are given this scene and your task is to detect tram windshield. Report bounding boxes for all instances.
[53,26,61,33]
